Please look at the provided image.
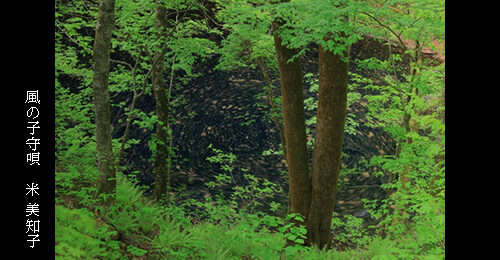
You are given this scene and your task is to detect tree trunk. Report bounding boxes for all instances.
[272,21,311,220]
[152,5,170,202]
[116,92,138,165]
[115,55,143,166]
[307,44,349,248]
[255,58,287,163]
[92,0,116,201]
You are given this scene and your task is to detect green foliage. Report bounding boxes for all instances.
[303,72,361,149]
[55,0,97,57]
[234,174,281,214]
[206,144,237,174]
[55,1,97,174]
[331,212,369,248]
[55,0,444,258]
[206,144,283,214]
[363,0,445,51]
[55,205,122,259]
[215,0,275,71]
[55,148,444,259]
[353,34,445,259]
[56,166,290,259]
[279,213,309,256]
[114,0,218,77]
[126,245,148,257]
[273,0,368,59]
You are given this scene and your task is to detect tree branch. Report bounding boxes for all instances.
[361,12,409,52]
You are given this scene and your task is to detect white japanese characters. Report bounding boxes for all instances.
[25,91,40,104]
[25,91,41,248]
[26,189,40,248]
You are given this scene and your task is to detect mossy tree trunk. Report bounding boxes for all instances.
[152,4,170,202]
[92,0,116,202]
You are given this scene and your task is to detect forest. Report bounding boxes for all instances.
[55,0,445,259]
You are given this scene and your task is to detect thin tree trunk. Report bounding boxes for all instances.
[113,55,144,165]
[152,5,170,202]
[255,58,287,163]
[272,20,311,220]
[92,0,116,201]
[116,93,138,164]
[307,44,349,248]
[165,56,176,201]
[393,54,422,222]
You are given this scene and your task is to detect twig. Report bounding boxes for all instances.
[361,12,409,53]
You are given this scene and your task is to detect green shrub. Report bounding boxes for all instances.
[55,205,121,259]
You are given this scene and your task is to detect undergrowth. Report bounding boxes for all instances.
[55,164,444,259]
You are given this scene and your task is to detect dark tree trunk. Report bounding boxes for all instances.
[307,45,349,248]
[272,21,311,220]
[92,0,116,201]
[152,5,170,202]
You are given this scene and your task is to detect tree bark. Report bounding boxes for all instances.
[272,21,311,220]
[92,0,116,201]
[307,44,349,248]
[152,5,170,202]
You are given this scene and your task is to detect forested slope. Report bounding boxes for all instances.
[55,0,445,258]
